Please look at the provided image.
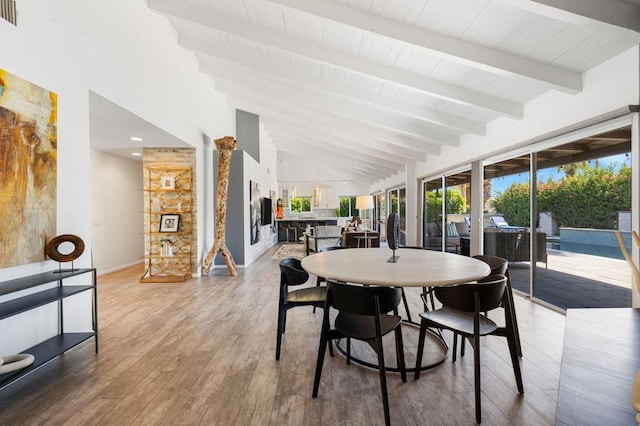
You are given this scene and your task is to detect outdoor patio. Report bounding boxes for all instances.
[509,249,632,309]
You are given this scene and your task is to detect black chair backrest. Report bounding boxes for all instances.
[399,245,426,250]
[319,246,348,252]
[327,280,401,315]
[473,255,508,277]
[434,275,506,313]
[280,257,309,286]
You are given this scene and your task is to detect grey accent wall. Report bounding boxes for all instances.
[214,151,245,265]
[236,110,260,163]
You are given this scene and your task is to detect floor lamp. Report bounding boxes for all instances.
[356,195,374,247]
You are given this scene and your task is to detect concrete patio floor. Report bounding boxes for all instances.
[509,249,633,309]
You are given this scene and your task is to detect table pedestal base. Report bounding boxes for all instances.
[333,323,448,373]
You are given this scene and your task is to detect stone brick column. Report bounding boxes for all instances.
[202,136,238,276]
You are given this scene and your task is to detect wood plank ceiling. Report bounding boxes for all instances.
[147,0,640,183]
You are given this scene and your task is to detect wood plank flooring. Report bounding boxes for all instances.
[0,244,566,425]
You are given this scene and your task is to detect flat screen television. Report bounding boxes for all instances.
[261,197,273,225]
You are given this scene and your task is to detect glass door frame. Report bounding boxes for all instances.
[482,114,636,308]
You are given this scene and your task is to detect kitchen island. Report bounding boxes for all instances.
[275,217,342,242]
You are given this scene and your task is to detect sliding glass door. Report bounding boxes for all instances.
[388,187,406,246]
[483,154,532,295]
[531,127,632,308]
[481,125,632,309]
[423,170,471,253]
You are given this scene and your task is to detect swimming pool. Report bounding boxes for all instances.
[548,241,625,260]
[549,228,631,260]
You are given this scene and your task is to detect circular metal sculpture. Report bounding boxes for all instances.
[386,213,400,263]
[45,234,85,262]
[386,213,399,250]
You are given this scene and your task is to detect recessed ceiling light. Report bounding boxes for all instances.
[130,136,143,142]
[131,152,142,156]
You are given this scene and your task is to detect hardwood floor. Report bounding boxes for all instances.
[0,245,566,425]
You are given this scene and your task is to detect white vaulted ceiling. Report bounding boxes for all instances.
[147,0,640,183]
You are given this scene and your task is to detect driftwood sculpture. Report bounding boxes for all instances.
[202,136,238,276]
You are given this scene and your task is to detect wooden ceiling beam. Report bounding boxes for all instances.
[268,0,582,93]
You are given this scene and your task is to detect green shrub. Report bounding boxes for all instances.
[492,163,631,229]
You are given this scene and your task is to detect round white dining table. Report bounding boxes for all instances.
[301,247,492,372]
[301,247,490,287]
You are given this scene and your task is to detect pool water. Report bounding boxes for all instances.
[548,241,625,260]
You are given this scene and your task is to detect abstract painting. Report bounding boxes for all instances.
[0,69,57,268]
[250,180,261,245]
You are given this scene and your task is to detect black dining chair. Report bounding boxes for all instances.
[276,257,329,361]
[453,255,523,360]
[414,275,524,424]
[313,280,406,426]
[312,246,349,313]
[473,254,523,358]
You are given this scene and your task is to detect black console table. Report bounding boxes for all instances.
[0,268,98,389]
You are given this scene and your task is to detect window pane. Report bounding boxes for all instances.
[424,179,443,251]
[533,127,631,308]
[291,197,311,212]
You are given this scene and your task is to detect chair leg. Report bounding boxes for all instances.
[394,326,407,383]
[275,306,285,361]
[312,327,330,398]
[506,286,523,358]
[473,334,482,424]
[452,333,458,363]
[346,337,351,365]
[313,277,323,314]
[506,326,525,394]
[414,319,427,380]
[506,271,523,357]
[282,309,287,334]
[373,339,391,426]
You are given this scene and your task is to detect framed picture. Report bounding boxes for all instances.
[159,214,180,232]
[249,180,261,245]
[161,175,175,189]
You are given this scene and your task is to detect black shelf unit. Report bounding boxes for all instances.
[0,268,98,390]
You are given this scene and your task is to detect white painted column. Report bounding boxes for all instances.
[470,160,484,257]
[405,161,418,246]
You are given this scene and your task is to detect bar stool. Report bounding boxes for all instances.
[282,221,298,243]
[291,221,303,243]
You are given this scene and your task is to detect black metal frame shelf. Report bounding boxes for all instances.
[0,268,98,390]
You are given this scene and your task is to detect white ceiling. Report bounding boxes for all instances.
[140,0,639,181]
[89,92,190,161]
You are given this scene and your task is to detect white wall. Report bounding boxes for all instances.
[0,0,234,355]
[243,123,279,265]
[90,150,144,274]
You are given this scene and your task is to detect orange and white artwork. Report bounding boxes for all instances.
[0,69,57,268]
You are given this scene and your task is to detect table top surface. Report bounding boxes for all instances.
[301,247,491,287]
